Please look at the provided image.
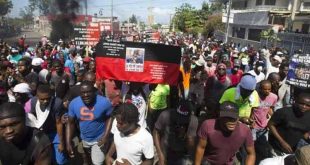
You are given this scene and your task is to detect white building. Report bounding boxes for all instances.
[222,0,310,41]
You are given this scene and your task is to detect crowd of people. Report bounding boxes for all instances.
[0,34,309,165]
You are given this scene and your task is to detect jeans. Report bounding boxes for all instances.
[48,133,68,165]
[82,140,105,165]
[252,129,272,163]
[251,128,268,142]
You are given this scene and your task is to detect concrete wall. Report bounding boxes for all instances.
[293,21,303,31]
[246,0,290,9]
[233,11,269,25]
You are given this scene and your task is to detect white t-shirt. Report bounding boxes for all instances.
[112,125,154,165]
[266,58,279,78]
[248,70,265,83]
[259,155,290,165]
[131,94,147,129]
[26,101,50,129]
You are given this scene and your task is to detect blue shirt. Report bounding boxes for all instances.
[68,95,113,142]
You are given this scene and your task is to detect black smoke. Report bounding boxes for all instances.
[49,0,82,43]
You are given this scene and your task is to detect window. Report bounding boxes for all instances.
[265,0,276,5]
[273,16,285,25]
[256,0,263,6]
[248,29,262,41]
[304,2,310,7]
[236,28,246,39]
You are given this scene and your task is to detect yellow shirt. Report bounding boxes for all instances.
[219,87,260,118]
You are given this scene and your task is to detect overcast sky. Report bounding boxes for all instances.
[10,0,209,24]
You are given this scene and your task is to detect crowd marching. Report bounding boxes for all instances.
[0,34,309,165]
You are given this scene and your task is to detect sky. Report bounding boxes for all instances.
[10,0,209,24]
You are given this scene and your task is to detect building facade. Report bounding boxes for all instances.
[222,0,310,42]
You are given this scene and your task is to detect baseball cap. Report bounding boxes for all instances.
[233,59,241,67]
[11,47,19,53]
[174,100,193,125]
[239,74,257,90]
[273,55,282,63]
[195,58,205,66]
[219,101,239,119]
[31,58,44,66]
[13,83,31,94]
[205,56,213,61]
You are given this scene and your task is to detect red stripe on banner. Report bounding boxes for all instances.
[96,57,180,85]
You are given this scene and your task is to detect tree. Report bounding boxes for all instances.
[28,0,51,15]
[151,23,162,30]
[0,0,13,16]
[203,14,225,37]
[129,14,137,24]
[19,6,34,26]
[260,29,281,47]
[173,3,202,34]
[210,2,224,13]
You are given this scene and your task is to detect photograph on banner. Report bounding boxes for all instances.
[125,47,145,72]
[287,54,310,89]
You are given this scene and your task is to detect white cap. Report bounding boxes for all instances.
[273,55,283,63]
[195,58,205,66]
[31,58,44,66]
[13,83,31,94]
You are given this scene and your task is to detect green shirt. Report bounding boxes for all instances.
[219,87,259,118]
[149,84,170,110]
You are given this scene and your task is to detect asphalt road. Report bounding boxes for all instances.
[4,29,43,47]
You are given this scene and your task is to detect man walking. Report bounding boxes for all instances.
[66,81,113,165]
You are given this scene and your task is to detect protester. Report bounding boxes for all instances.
[154,100,198,165]
[123,82,148,129]
[248,61,265,83]
[106,103,154,165]
[275,62,291,110]
[229,59,243,86]
[252,80,278,162]
[220,74,260,125]
[268,92,310,156]
[148,83,170,131]
[195,101,256,165]
[13,82,32,107]
[0,102,52,164]
[204,63,231,119]
[24,84,67,164]
[66,81,113,165]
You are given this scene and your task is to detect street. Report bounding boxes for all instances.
[4,28,43,47]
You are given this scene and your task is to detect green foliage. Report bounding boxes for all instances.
[172,1,224,36]
[151,23,162,30]
[129,14,138,24]
[28,0,51,15]
[19,6,34,25]
[0,0,13,16]
[7,17,25,27]
[260,29,281,41]
[203,14,225,37]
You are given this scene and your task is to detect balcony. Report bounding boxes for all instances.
[247,5,289,11]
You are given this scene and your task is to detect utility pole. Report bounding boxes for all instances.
[128,17,130,34]
[85,0,88,26]
[290,0,298,32]
[225,0,232,43]
[111,0,114,36]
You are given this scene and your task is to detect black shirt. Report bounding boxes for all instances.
[269,107,310,152]
[0,127,51,165]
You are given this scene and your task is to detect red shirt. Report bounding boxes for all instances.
[230,70,243,86]
[198,119,254,165]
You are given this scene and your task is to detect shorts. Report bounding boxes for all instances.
[82,140,105,165]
